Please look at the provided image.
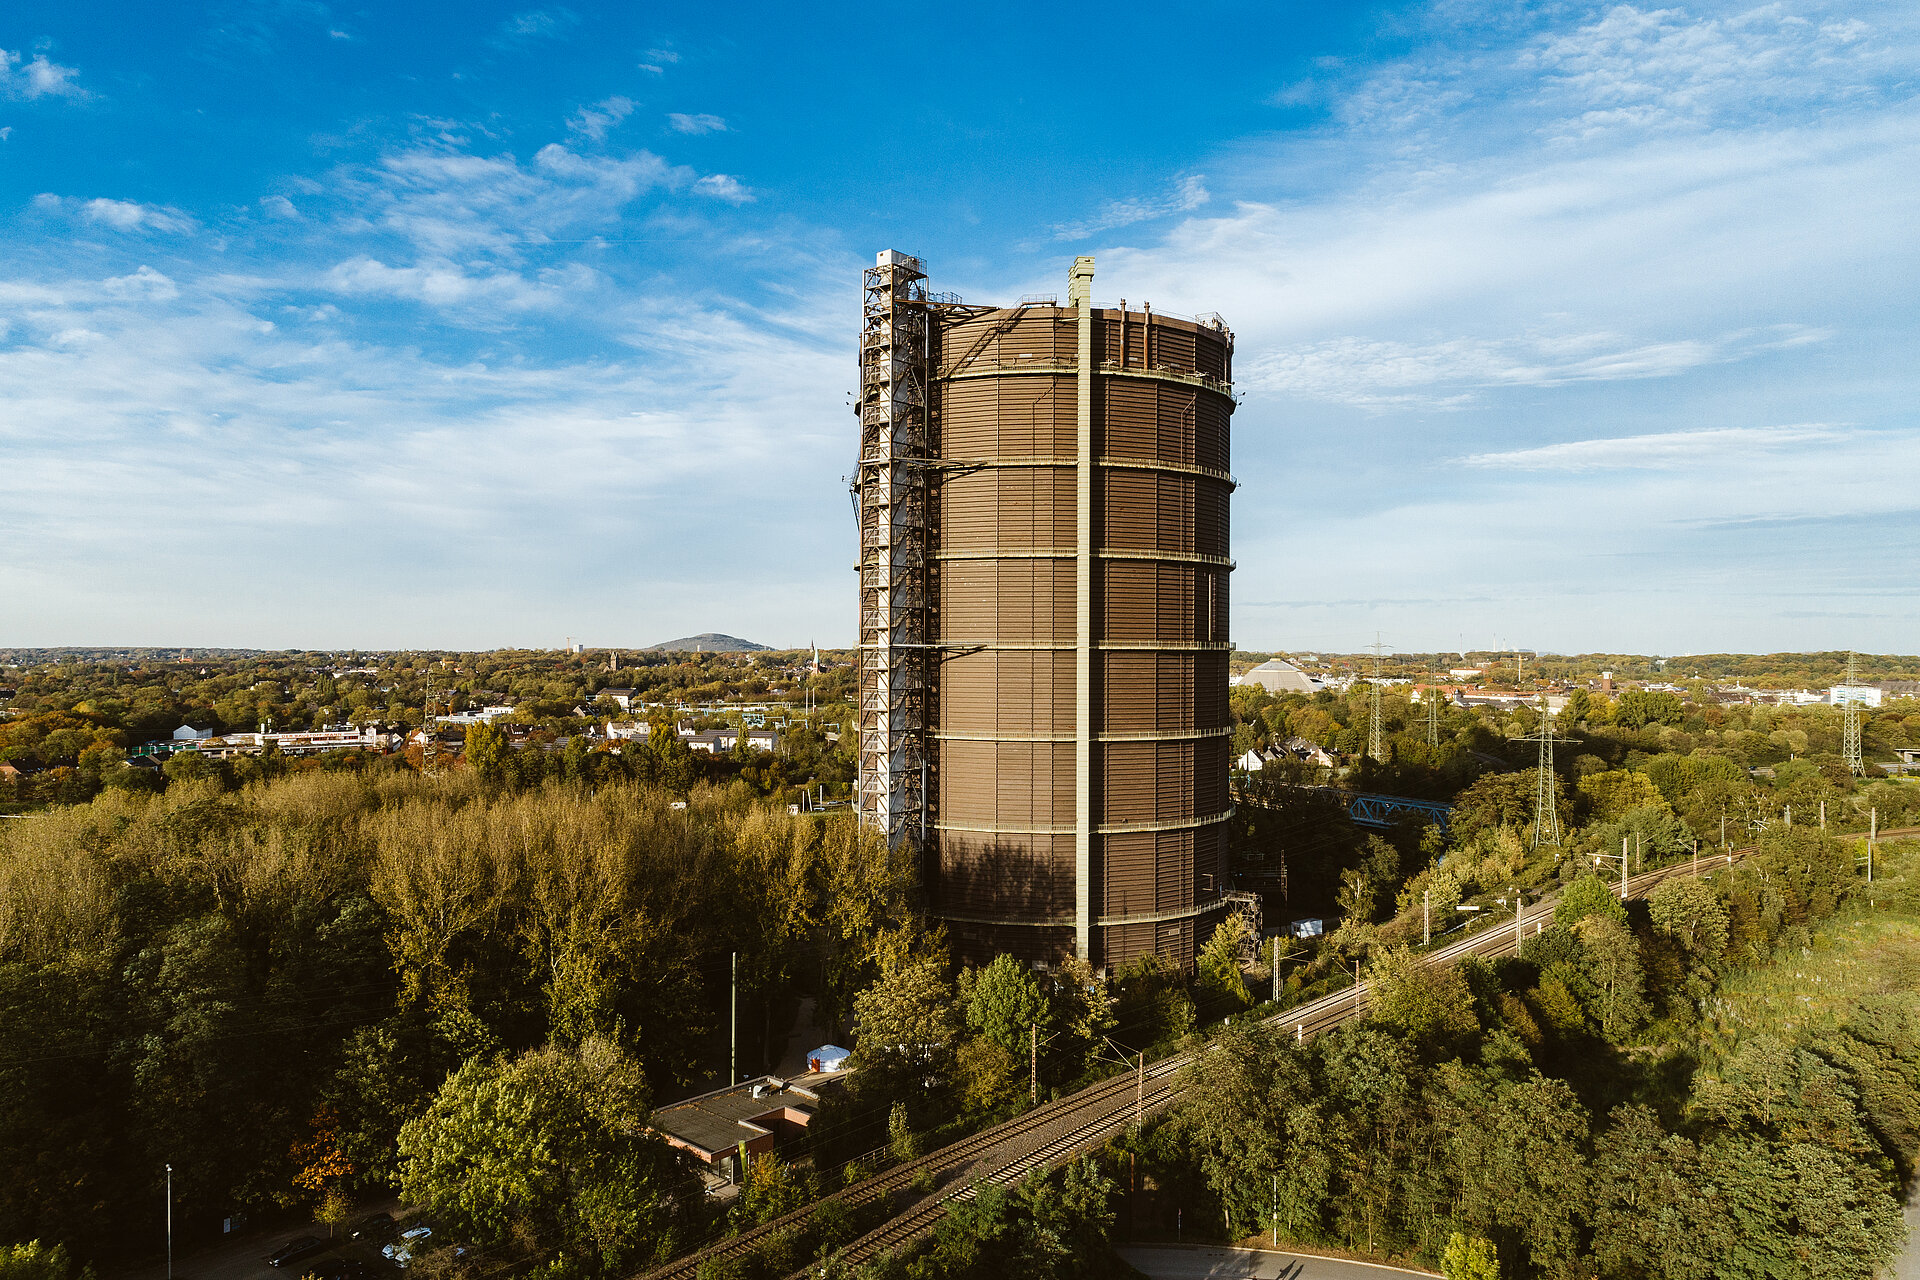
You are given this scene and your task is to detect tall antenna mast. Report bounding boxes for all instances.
[1366,634,1386,760]
[1842,651,1865,776]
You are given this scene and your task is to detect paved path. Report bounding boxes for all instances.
[1893,1193,1920,1280]
[1119,1245,1438,1279]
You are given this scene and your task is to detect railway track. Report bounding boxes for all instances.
[645,825,1910,1279]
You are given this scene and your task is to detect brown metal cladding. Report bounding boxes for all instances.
[929,304,1232,972]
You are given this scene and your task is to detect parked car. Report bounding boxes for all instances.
[348,1212,395,1242]
[268,1236,325,1268]
[381,1226,432,1268]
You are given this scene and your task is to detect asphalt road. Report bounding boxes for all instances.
[1119,1245,1438,1279]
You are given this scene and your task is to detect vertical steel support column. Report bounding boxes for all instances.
[856,251,931,850]
[1070,255,1096,962]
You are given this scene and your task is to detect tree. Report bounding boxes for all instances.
[1425,1064,1590,1275]
[1588,1104,1725,1279]
[852,958,960,1077]
[1573,916,1649,1045]
[1197,915,1253,1008]
[463,722,509,787]
[737,1153,811,1227]
[1451,773,1536,842]
[1175,1021,1331,1240]
[1554,872,1627,929]
[396,1037,696,1270]
[314,1188,353,1239]
[1365,946,1477,1060]
[1615,689,1686,730]
[1577,769,1663,820]
[1440,1233,1497,1280]
[1648,876,1729,964]
[962,955,1051,1057]
[0,1242,91,1280]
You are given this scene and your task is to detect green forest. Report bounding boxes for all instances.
[2,655,1917,1279]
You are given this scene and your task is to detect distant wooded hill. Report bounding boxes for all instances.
[643,633,770,653]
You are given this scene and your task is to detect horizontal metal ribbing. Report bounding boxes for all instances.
[933,549,1234,568]
[926,640,1236,652]
[936,361,1234,401]
[931,903,1231,928]
[931,727,1231,744]
[932,455,1235,487]
[934,810,1232,837]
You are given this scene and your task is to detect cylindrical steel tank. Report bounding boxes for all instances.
[928,296,1233,972]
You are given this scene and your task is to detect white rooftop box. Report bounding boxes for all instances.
[875,249,923,270]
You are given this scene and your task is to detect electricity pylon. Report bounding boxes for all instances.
[1426,671,1441,749]
[1842,651,1865,775]
[422,671,440,776]
[1515,692,1561,848]
[1367,635,1386,760]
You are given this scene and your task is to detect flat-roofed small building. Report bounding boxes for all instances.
[650,1076,831,1182]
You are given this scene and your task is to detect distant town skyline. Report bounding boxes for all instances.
[2,1,1916,653]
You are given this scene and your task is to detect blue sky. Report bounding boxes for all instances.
[2,1,1916,655]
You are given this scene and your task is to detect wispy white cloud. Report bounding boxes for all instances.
[495,8,578,45]
[260,194,301,219]
[1240,325,1832,409]
[667,112,727,135]
[693,173,752,204]
[638,48,680,74]
[1457,423,1852,470]
[338,143,683,259]
[33,194,197,234]
[1053,173,1208,241]
[0,48,86,100]
[1522,4,1896,138]
[569,95,635,142]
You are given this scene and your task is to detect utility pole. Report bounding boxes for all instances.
[1367,634,1386,761]
[1513,888,1523,949]
[1868,808,1877,883]
[1426,679,1441,749]
[165,1163,173,1280]
[1270,935,1280,1005]
[729,951,738,1085]
[1031,1022,1040,1107]
[1135,1052,1145,1132]
[1424,889,1431,946]
[1820,799,1827,831]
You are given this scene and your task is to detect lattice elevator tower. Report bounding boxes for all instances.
[855,251,934,849]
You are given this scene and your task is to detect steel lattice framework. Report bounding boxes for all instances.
[855,252,933,849]
[1843,652,1865,776]
[1528,693,1562,848]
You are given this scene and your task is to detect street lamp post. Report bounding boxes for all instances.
[165,1163,173,1280]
